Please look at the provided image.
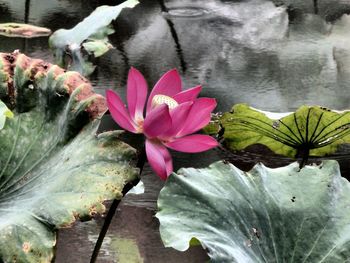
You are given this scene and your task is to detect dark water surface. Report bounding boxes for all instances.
[2,0,350,112]
[2,0,350,262]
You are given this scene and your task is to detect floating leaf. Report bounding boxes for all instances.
[217,104,350,159]
[0,23,51,38]
[0,52,139,262]
[49,0,139,75]
[157,160,350,262]
[0,100,13,129]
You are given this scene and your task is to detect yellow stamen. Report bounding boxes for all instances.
[151,95,178,110]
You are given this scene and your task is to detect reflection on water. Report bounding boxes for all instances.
[97,0,350,112]
[2,0,350,112]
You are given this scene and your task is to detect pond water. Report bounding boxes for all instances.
[2,0,350,112]
[1,0,350,262]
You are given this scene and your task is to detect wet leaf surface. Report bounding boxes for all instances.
[157,160,350,262]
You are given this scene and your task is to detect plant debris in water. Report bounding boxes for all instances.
[0,23,51,38]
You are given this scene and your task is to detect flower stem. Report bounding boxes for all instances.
[297,148,309,170]
[90,146,146,263]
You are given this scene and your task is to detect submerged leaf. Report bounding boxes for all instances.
[157,160,350,262]
[218,104,350,158]
[0,52,139,262]
[0,100,13,129]
[0,23,51,38]
[49,0,139,75]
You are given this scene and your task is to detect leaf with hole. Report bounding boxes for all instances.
[217,104,350,159]
[0,52,139,262]
[157,160,350,262]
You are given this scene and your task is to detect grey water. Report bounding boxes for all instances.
[2,0,350,113]
[2,0,350,262]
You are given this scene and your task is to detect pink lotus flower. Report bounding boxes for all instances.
[106,68,218,180]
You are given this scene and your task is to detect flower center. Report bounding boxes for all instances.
[151,95,178,110]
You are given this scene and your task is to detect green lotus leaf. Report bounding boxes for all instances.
[0,52,139,262]
[0,23,51,38]
[49,0,139,76]
[157,160,350,262]
[0,99,13,130]
[217,104,350,159]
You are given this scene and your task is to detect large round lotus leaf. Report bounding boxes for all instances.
[0,52,139,262]
[157,160,350,262]
[210,104,350,158]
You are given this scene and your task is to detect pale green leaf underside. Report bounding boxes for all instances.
[0,53,139,262]
[157,160,350,262]
[0,100,13,130]
[221,104,350,158]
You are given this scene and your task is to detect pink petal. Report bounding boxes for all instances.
[165,134,218,153]
[162,101,193,138]
[146,69,182,113]
[143,104,172,138]
[106,90,136,133]
[177,98,217,137]
[127,67,148,122]
[173,85,202,104]
[146,140,173,180]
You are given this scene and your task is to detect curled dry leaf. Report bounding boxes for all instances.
[0,23,51,38]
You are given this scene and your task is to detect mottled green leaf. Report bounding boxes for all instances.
[219,104,350,158]
[0,52,139,262]
[157,160,350,262]
[49,0,139,76]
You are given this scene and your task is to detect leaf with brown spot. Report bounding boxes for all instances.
[157,161,350,262]
[0,52,139,262]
